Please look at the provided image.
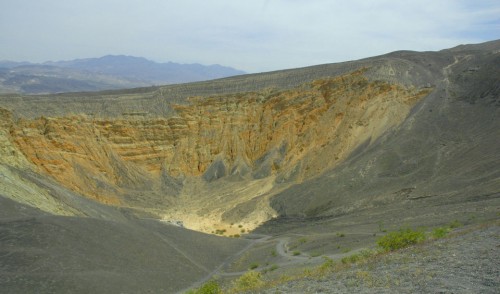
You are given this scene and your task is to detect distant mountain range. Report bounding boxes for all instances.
[0,55,246,94]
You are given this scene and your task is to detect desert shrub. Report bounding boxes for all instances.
[449,220,462,229]
[341,249,375,265]
[432,227,450,239]
[249,262,259,270]
[341,253,362,264]
[262,264,279,274]
[231,271,264,292]
[318,256,334,273]
[359,249,375,258]
[187,280,222,294]
[310,251,322,257]
[269,264,279,271]
[377,228,426,251]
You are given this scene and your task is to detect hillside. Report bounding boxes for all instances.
[0,40,499,293]
[260,222,499,293]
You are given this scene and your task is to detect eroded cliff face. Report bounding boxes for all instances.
[2,70,431,232]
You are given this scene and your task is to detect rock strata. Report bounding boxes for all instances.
[1,70,429,231]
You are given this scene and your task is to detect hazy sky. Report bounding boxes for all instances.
[1,0,499,72]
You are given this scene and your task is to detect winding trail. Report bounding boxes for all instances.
[177,231,378,293]
[442,54,468,99]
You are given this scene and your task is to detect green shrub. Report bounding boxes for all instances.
[231,271,264,292]
[449,220,462,229]
[432,227,450,239]
[318,256,334,273]
[310,251,322,257]
[359,249,375,258]
[341,249,375,265]
[187,280,222,294]
[249,262,259,270]
[292,251,301,256]
[341,253,361,264]
[377,228,426,251]
[269,264,279,271]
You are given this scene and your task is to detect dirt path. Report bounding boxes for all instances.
[179,231,377,293]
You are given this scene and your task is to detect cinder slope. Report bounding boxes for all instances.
[0,195,249,293]
[266,41,499,228]
[263,223,499,293]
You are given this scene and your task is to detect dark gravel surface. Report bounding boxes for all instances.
[263,223,499,294]
[0,196,250,294]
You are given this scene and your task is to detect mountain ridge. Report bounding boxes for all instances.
[0,55,245,94]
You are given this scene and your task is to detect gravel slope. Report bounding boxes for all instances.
[264,222,499,293]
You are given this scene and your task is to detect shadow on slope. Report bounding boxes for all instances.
[0,195,249,293]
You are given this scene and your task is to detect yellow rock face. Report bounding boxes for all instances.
[3,70,431,231]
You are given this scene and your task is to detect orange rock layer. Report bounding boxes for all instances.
[6,70,430,205]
